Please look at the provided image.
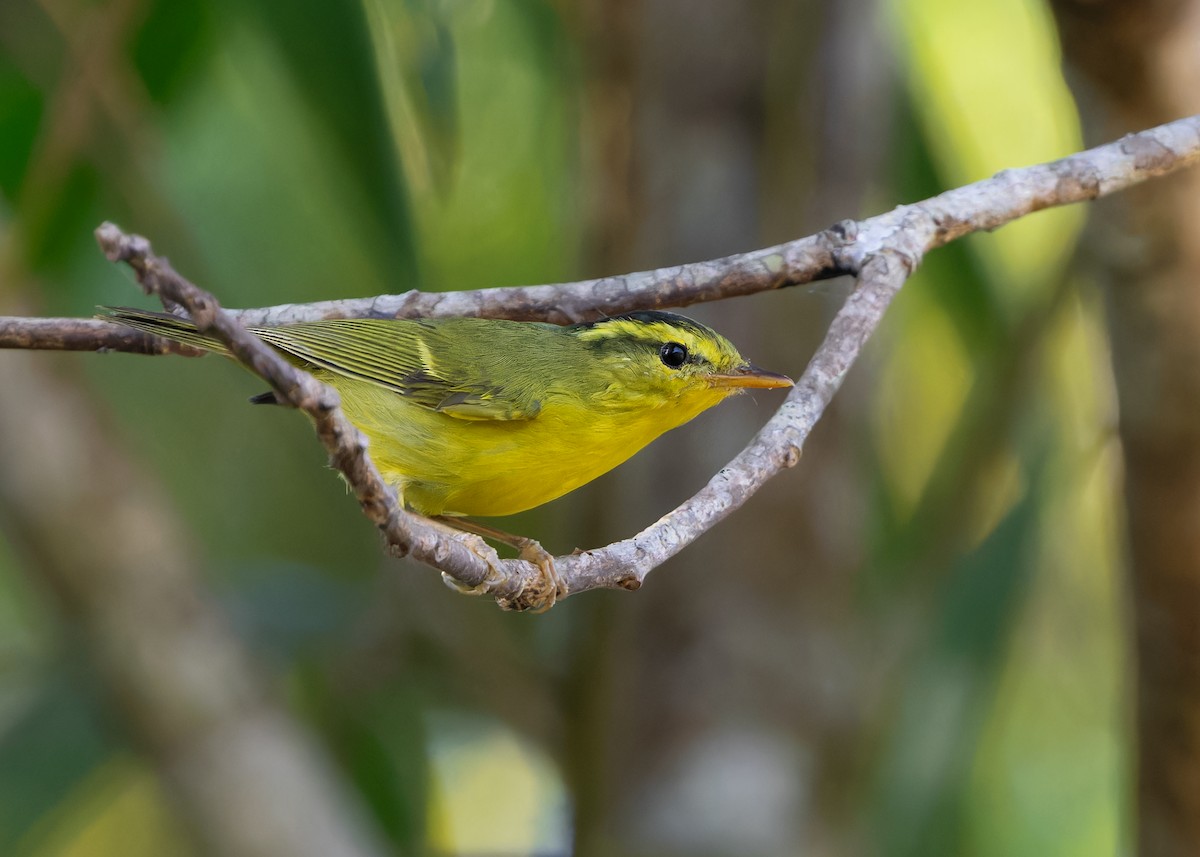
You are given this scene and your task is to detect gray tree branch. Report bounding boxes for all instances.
[4,113,1197,353]
[18,114,1200,611]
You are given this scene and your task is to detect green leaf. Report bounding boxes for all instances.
[130,0,214,104]
[869,453,1045,857]
[0,56,41,201]
[0,669,112,853]
[237,0,420,285]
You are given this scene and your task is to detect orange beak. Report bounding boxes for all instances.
[707,363,794,390]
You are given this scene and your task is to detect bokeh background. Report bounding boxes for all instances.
[0,0,1156,854]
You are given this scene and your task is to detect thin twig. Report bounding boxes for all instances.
[0,316,198,354]
[553,251,914,589]
[64,112,1200,608]
[6,113,1198,355]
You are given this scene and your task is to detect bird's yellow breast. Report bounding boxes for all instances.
[329,375,726,517]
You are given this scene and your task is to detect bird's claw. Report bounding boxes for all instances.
[496,539,567,613]
[431,521,565,613]
[440,533,505,596]
[440,571,490,596]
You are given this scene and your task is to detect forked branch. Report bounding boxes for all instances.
[33,114,1200,607]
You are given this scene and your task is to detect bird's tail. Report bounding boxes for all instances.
[101,307,288,404]
[99,306,230,355]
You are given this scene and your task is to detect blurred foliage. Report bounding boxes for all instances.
[0,0,1127,855]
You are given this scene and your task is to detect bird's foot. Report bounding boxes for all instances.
[440,570,491,596]
[431,516,566,612]
[496,538,567,613]
[439,531,504,596]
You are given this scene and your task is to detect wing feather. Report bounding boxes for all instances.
[249,319,542,421]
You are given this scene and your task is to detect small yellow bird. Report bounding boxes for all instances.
[104,307,791,604]
[106,307,791,515]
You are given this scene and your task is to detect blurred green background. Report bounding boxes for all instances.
[0,0,1125,854]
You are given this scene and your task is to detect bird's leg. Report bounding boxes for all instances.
[432,516,566,612]
[420,517,504,596]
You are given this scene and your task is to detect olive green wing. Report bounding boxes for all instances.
[249,319,542,421]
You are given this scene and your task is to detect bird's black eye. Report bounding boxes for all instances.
[660,342,688,368]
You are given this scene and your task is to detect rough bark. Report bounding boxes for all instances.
[1050,2,1200,853]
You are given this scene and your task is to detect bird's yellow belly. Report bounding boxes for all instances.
[331,377,712,517]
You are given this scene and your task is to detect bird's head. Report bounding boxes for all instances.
[569,311,792,416]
